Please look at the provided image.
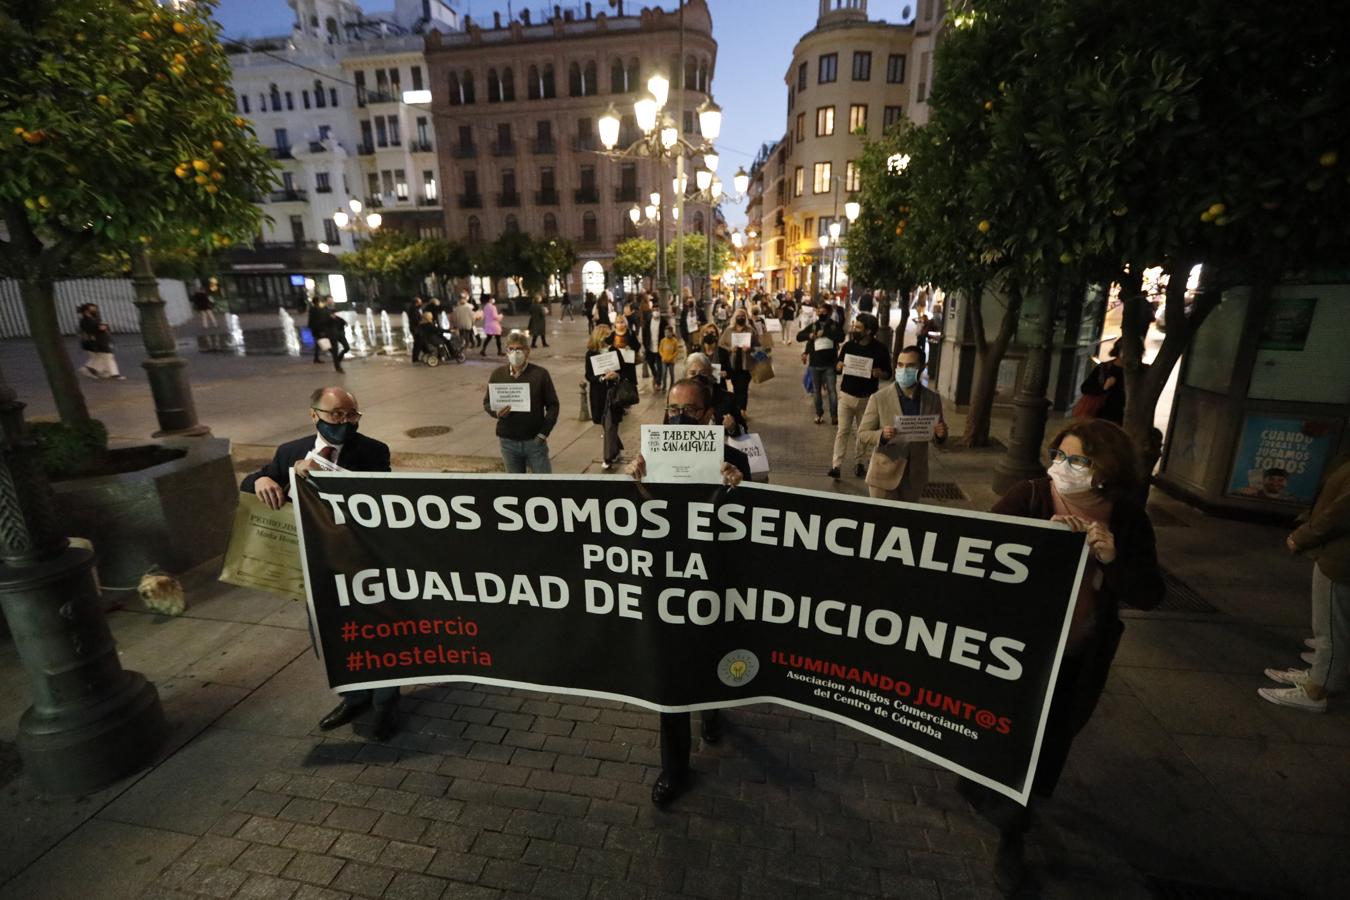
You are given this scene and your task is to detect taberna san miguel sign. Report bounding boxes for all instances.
[292,473,1088,804]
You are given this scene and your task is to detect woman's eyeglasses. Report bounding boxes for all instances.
[1048,448,1092,471]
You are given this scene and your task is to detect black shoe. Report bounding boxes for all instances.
[372,702,400,741]
[993,829,1027,895]
[700,715,721,745]
[650,770,685,806]
[855,463,866,478]
[335,365,345,373]
[827,467,841,479]
[318,700,369,731]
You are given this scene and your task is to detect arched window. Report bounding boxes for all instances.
[684,55,697,90]
[542,64,556,99]
[505,214,520,233]
[448,72,462,106]
[611,59,626,93]
[467,216,482,243]
[626,59,640,92]
[461,71,476,104]
[325,16,339,43]
[487,68,501,103]
[527,66,540,100]
[269,83,282,110]
[501,67,515,101]
[698,61,709,93]
[582,211,598,241]
[543,213,558,237]
[583,61,597,96]
[568,62,583,97]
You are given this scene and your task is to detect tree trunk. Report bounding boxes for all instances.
[18,275,91,427]
[962,282,1022,447]
[891,281,913,362]
[876,290,894,359]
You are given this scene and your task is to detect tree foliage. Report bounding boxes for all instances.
[612,238,657,281]
[677,233,728,279]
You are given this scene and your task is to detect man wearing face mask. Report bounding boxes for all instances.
[240,386,401,739]
[857,345,947,502]
[719,310,764,414]
[685,352,746,437]
[797,303,844,425]
[483,331,560,474]
[627,377,747,806]
[830,313,892,480]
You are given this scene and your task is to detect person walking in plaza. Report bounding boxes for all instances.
[1077,340,1129,423]
[324,302,350,373]
[719,309,765,415]
[626,376,748,806]
[527,295,549,349]
[77,303,125,380]
[307,296,329,364]
[857,345,946,501]
[453,293,476,349]
[558,290,575,322]
[797,301,843,425]
[678,294,705,351]
[240,386,402,740]
[190,285,218,330]
[659,322,683,393]
[685,352,746,437]
[1259,454,1350,712]
[829,313,892,480]
[957,419,1162,891]
[404,296,426,363]
[593,290,613,327]
[483,331,559,474]
[479,294,503,356]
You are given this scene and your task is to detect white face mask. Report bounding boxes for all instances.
[507,350,526,368]
[1048,459,1095,495]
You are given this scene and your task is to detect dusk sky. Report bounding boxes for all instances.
[212,1,918,227]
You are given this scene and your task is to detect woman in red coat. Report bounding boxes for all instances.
[961,418,1164,891]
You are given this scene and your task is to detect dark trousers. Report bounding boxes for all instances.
[480,334,502,355]
[341,686,398,707]
[531,330,549,348]
[658,709,720,775]
[729,370,751,413]
[330,332,350,369]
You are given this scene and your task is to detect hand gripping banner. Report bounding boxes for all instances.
[294,473,1088,803]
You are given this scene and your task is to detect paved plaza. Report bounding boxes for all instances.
[0,312,1346,900]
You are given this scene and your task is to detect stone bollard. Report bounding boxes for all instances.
[578,381,590,421]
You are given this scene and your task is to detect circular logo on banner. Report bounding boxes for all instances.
[717,649,760,687]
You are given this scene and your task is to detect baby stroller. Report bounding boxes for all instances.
[420,328,466,366]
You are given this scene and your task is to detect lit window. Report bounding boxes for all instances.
[848,104,867,134]
[816,106,834,137]
[813,162,832,194]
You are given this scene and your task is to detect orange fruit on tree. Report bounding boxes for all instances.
[205,184,219,194]
[173,22,187,35]
[211,171,223,181]
[194,173,209,185]
[977,219,991,233]
[192,159,209,172]
[175,164,189,178]
[1320,151,1338,167]
[211,140,224,151]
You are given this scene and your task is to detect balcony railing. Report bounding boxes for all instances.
[571,135,596,152]
[574,188,599,204]
[255,240,322,250]
[364,89,398,104]
[535,190,559,206]
[409,140,434,152]
[357,142,375,156]
[497,192,520,207]
[269,189,308,202]
[452,143,478,159]
[576,235,603,249]
[270,146,293,159]
[315,185,333,194]
[365,196,384,208]
[491,141,517,157]
[418,195,440,207]
[308,141,329,153]
[530,138,557,155]
[458,193,483,209]
[613,186,639,203]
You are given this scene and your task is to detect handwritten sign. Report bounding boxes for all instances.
[842,353,873,378]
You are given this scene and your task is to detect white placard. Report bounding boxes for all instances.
[619,348,637,364]
[641,425,725,484]
[589,350,620,375]
[731,331,752,349]
[893,414,940,443]
[813,337,834,352]
[765,318,782,333]
[711,363,724,381]
[727,432,770,476]
[842,353,874,378]
[489,382,531,413]
[686,314,698,332]
[303,449,346,472]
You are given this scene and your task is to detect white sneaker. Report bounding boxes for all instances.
[1301,651,1316,665]
[1258,685,1326,713]
[1263,668,1309,686]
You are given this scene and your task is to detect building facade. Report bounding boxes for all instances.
[780,0,916,296]
[423,0,717,294]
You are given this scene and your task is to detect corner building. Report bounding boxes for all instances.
[781,0,915,295]
[424,0,716,295]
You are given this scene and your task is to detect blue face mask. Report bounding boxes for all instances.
[897,368,919,389]
[316,419,358,444]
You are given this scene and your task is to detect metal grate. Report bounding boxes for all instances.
[1122,569,1220,614]
[1143,875,1291,900]
[405,426,452,438]
[921,481,966,501]
[0,740,20,790]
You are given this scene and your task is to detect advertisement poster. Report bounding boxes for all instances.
[294,474,1087,803]
[1226,414,1336,505]
[1257,297,1317,351]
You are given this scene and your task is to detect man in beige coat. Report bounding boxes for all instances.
[857,345,948,501]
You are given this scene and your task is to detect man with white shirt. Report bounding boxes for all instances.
[239,386,400,739]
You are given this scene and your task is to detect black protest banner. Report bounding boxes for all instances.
[294,473,1087,802]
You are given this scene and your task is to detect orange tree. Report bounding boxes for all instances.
[0,0,274,426]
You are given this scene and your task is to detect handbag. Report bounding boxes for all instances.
[802,366,814,394]
[751,357,776,384]
[611,380,639,408]
[1071,392,1106,418]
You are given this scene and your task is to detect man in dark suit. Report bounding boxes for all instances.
[627,377,749,806]
[240,386,401,740]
